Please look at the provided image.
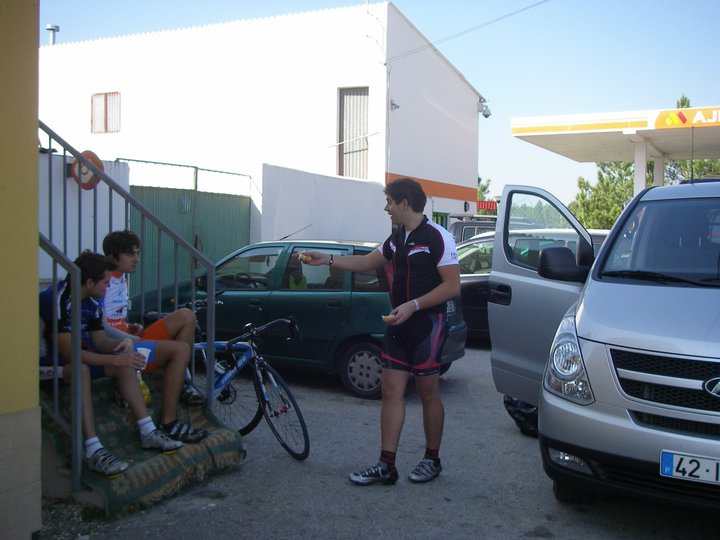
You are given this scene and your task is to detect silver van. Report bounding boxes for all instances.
[489,181,720,508]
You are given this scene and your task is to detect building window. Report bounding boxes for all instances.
[338,87,368,178]
[91,92,121,133]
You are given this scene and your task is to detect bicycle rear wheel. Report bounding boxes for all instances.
[195,357,264,436]
[253,362,310,460]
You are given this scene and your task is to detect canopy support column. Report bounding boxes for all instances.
[633,141,647,195]
[652,156,665,187]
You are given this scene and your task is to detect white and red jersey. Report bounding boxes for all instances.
[102,272,130,333]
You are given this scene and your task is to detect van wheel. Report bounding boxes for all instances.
[339,342,383,399]
[552,480,593,504]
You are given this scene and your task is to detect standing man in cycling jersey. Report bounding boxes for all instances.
[102,229,204,406]
[304,178,460,485]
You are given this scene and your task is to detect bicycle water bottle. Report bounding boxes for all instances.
[136,347,153,405]
[137,371,152,406]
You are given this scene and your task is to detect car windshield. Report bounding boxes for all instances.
[601,197,720,286]
[458,239,492,274]
[216,245,283,290]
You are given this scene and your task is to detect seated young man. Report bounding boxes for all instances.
[39,251,207,478]
[101,230,204,405]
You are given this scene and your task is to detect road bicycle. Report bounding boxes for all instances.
[148,293,310,460]
[191,314,310,460]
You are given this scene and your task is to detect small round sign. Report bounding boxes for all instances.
[70,150,104,190]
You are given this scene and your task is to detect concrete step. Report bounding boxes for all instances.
[41,373,244,514]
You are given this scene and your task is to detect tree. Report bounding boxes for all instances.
[677,94,691,108]
[571,95,720,227]
[665,95,720,183]
[477,176,491,201]
[571,162,635,229]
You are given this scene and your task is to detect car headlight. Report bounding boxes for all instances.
[544,316,594,405]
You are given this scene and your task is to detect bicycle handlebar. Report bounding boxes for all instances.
[225,316,302,351]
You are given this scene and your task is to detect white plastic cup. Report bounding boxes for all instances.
[136,347,152,370]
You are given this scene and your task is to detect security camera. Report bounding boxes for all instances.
[482,106,491,119]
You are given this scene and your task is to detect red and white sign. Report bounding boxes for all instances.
[70,150,104,190]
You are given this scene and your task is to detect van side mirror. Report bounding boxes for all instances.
[538,247,590,283]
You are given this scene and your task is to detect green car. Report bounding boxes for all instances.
[131,240,467,398]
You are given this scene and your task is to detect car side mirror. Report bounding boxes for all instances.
[538,247,590,283]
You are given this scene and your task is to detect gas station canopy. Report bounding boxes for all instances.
[511,106,720,194]
[512,106,720,163]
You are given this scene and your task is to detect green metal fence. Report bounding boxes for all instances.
[129,186,251,290]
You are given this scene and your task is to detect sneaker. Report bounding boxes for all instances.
[141,428,184,453]
[180,382,206,406]
[86,447,129,478]
[348,463,398,486]
[408,458,442,483]
[161,420,208,443]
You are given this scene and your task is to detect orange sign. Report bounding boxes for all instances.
[70,150,104,190]
[655,107,720,129]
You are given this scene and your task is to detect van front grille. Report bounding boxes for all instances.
[611,349,720,413]
[612,349,720,380]
[630,410,720,439]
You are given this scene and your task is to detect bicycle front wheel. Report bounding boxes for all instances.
[254,362,310,460]
[195,359,264,436]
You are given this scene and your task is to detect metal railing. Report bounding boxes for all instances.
[38,235,83,490]
[38,120,218,489]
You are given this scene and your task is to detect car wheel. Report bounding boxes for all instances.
[339,341,383,399]
[552,480,593,504]
[502,395,538,437]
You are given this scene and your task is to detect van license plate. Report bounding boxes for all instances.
[660,450,720,484]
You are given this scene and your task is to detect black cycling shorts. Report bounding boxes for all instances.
[381,311,448,376]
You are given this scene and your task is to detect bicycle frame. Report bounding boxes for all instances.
[194,341,254,399]
[192,317,309,460]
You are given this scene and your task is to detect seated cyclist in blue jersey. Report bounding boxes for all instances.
[39,251,207,478]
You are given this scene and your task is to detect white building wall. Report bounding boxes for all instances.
[384,7,480,216]
[38,157,130,281]
[39,5,389,189]
[262,164,388,243]
[386,9,480,184]
[38,2,481,235]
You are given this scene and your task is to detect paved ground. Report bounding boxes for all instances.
[41,343,718,539]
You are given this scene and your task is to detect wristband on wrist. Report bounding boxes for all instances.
[413,299,420,311]
[328,254,334,266]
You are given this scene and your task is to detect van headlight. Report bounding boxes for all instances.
[544,316,594,405]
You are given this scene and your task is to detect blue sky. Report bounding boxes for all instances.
[39,0,720,204]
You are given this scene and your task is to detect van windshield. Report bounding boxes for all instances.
[601,197,720,286]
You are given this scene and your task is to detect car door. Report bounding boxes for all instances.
[212,243,285,339]
[458,235,493,340]
[264,244,352,368]
[488,185,593,405]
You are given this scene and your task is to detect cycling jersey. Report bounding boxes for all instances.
[376,216,457,375]
[102,272,171,341]
[40,279,103,351]
[102,272,130,332]
[39,279,106,378]
[379,216,458,313]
